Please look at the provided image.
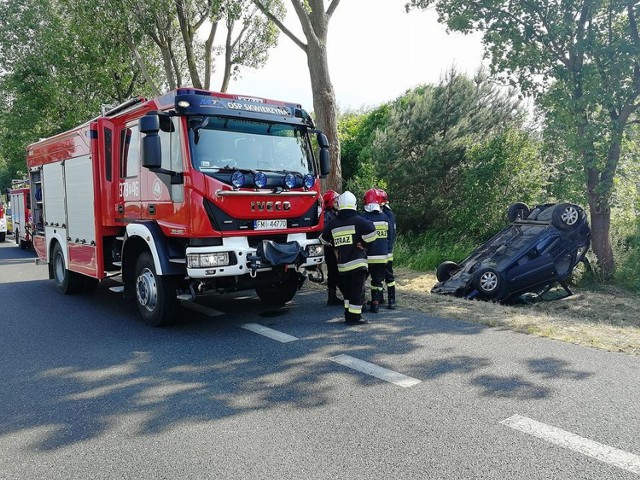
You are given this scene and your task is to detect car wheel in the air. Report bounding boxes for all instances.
[507,202,531,223]
[436,261,460,282]
[552,203,583,231]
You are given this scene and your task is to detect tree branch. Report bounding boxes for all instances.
[291,0,320,46]
[326,0,341,18]
[253,0,307,51]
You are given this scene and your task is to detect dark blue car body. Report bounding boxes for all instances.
[431,203,591,303]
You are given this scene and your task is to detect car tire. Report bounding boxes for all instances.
[436,261,460,282]
[52,242,84,294]
[472,267,503,298]
[507,202,530,223]
[256,271,299,306]
[134,252,179,327]
[552,203,583,231]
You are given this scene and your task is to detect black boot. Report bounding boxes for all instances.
[371,289,383,313]
[327,288,343,306]
[387,286,397,310]
[346,311,368,325]
[370,301,380,313]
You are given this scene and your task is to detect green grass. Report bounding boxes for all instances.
[393,232,477,271]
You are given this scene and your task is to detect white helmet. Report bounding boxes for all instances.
[337,191,357,210]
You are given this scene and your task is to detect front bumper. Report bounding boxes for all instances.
[186,234,323,279]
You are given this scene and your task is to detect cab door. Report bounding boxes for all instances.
[140,116,187,231]
[117,121,142,221]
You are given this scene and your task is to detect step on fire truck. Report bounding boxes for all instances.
[26,88,330,326]
[9,179,32,249]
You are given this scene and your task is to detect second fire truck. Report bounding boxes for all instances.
[26,88,330,325]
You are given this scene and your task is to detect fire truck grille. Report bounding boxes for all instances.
[203,198,319,233]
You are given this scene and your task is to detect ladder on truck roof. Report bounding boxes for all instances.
[100,97,147,117]
[10,179,29,190]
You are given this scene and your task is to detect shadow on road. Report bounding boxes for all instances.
[0,242,596,451]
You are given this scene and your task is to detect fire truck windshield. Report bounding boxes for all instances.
[189,117,313,175]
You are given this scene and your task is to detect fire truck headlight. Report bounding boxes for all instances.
[231,171,245,188]
[283,173,296,189]
[305,244,324,257]
[303,174,315,189]
[254,171,267,188]
[187,253,231,268]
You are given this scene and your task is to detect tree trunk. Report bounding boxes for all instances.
[306,39,342,192]
[175,0,202,89]
[587,200,614,280]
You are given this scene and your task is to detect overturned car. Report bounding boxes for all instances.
[432,202,590,303]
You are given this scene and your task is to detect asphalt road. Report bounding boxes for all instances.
[1,237,639,479]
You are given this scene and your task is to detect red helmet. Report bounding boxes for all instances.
[323,190,339,209]
[376,188,389,205]
[363,188,380,206]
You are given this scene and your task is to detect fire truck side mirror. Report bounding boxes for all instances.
[139,114,160,134]
[316,132,331,177]
[140,114,162,169]
[319,149,331,178]
[316,133,329,149]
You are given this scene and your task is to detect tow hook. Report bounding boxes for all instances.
[247,253,262,278]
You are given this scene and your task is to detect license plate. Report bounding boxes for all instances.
[254,219,287,230]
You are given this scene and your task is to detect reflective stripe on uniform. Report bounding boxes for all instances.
[370,285,384,292]
[338,258,368,272]
[332,225,356,236]
[386,281,396,287]
[348,305,363,314]
[387,254,394,261]
[362,230,378,243]
[367,254,388,264]
[374,221,389,238]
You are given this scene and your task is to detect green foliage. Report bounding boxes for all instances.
[394,232,476,271]
[0,0,154,192]
[408,0,640,277]
[343,160,387,207]
[370,69,541,241]
[338,104,391,184]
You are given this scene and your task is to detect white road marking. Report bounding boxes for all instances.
[501,414,640,475]
[241,323,299,343]
[181,301,225,317]
[329,354,421,388]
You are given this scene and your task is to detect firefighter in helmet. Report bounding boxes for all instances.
[376,188,397,309]
[361,188,389,313]
[321,191,377,325]
[322,190,343,305]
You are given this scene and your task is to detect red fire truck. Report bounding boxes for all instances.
[26,88,330,326]
[9,180,32,249]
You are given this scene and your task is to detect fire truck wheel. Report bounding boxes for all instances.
[52,242,84,294]
[255,271,299,306]
[134,252,179,327]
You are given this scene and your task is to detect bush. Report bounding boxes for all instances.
[394,232,477,271]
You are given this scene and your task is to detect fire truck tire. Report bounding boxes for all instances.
[52,242,84,294]
[255,271,299,306]
[134,252,179,327]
